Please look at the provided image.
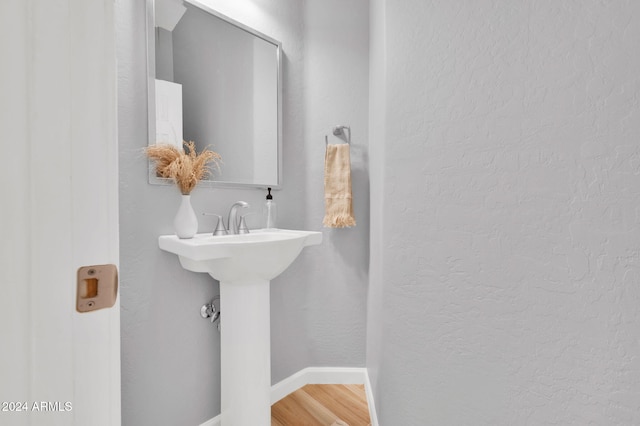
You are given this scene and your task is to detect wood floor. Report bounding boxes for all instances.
[271,384,371,426]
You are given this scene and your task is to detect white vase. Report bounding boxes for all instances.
[174,194,198,239]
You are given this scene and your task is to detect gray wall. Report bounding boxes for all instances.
[116,0,369,424]
[368,1,640,424]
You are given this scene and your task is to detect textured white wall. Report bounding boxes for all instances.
[369,1,640,424]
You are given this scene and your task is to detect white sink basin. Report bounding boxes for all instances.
[158,228,322,282]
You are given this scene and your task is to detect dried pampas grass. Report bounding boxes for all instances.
[146,141,221,195]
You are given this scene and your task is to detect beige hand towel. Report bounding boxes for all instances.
[323,143,356,228]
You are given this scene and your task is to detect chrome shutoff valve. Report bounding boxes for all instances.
[200,296,221,330]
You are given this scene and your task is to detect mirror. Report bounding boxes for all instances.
[147,0,282,188]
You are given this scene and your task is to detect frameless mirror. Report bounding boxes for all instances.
[147,0,282,188]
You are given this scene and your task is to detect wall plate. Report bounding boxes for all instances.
[76,264,118,313]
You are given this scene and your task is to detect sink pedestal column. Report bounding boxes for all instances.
[219,279,271,426]
[158,230,323,424]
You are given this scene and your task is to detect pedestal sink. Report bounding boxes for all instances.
[158,228,322,426]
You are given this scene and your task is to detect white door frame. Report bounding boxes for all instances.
[0,1,121,425]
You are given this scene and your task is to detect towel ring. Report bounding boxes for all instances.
[325,125,351,145]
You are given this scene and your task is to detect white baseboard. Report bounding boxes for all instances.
[200,367,378,426]
[363,369,379,426]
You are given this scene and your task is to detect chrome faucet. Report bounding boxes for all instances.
[227,201,249,234]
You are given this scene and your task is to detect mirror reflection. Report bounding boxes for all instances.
[149,0,282,187]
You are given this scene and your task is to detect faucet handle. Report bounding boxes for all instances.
[238,214,251,234]
[203,213,228,236]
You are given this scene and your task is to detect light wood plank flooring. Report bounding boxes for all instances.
[271,384,371,426]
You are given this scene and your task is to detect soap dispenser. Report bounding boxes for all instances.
[262,187,277,229]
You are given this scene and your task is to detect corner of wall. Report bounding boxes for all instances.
[365,0,386,408]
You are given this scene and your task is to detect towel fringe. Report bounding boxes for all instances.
[323,213,356,228]
[323,199,356,227]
